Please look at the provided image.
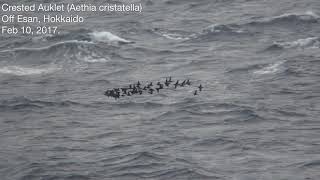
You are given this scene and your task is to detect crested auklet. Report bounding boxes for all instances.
[198,84,203,91]
[194,90,198,95]
[186,79,191,85]
[181,80,186,87]
[174,80,179,88]
[104,77,202,99]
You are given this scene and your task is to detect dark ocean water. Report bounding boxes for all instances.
[1,0,320,179]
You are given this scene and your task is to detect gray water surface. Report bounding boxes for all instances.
[0,0,320,179]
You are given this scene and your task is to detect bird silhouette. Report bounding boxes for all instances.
[194,90,198,95]
[198,84,203,91]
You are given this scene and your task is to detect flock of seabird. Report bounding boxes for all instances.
[104,77,203,99]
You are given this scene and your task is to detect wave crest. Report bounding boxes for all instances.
[203,24,245,34]
[254,61,284,75]
[89,31,132,44]
[153,28,197,40]
[267,37,320,50]
[249,11,319,25]
[0,65,60,76]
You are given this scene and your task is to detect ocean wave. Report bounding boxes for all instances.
[195,11,320,41]
[249,11,319,25]
[267,37,320,50]
[222,109,264,123]
[153,28,197,40]
[74,49,110,63]
[227,61,284,75]
[282,56,320,77]
[203,24,245,34]
[227,64,265,74]
[30,29,132,45]
[154,109,195,121]
[194,137,236,147]
[161,33,192,40]
[0,40,93,54]
[0,30,134,70]
[187,23,247,41]
[20,173,89,180]
[272,11,319,22]
[0,97,86,110]
[0,39,109,70]
[101,151,218,179]
[109,167,219,179]
[0,30,131,64]
[254,61,284,75]
[101,151,167,166]
[301,160,320,168]
[113,101,165,109]
[89,31,132,44]
[135,167,219,179]
[0,65,60,76]
[81,56,109,63]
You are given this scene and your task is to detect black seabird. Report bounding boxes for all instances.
[114,92,120,99]
[165,81,170,87]
[198,84,203,91]
[159,84,164,89]
[121,88,127,94]
[104,90,110,97]
[174,80,179,88]
[107,90,115,98]
[132,87,138,94]
[194,90,198,95]
[181,80,186,87]
[186,79,191,85]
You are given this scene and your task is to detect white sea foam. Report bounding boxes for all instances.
[73,47,110,63]
[204,24,244,33]
[82,57,109,63]
[89,31,131,43]
[0,65,59,76]
[254,61,284,75]
[153,28,197,40]
[275,11,319,20]
[274,37,320,49]
[162,33,190,40]
[261,11,320,23]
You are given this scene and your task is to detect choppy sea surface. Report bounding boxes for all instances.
[1,0,320,179]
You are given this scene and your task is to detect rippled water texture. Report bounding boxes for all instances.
[0,0,320,179]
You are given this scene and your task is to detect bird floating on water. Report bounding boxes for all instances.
[104,77,203,99]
